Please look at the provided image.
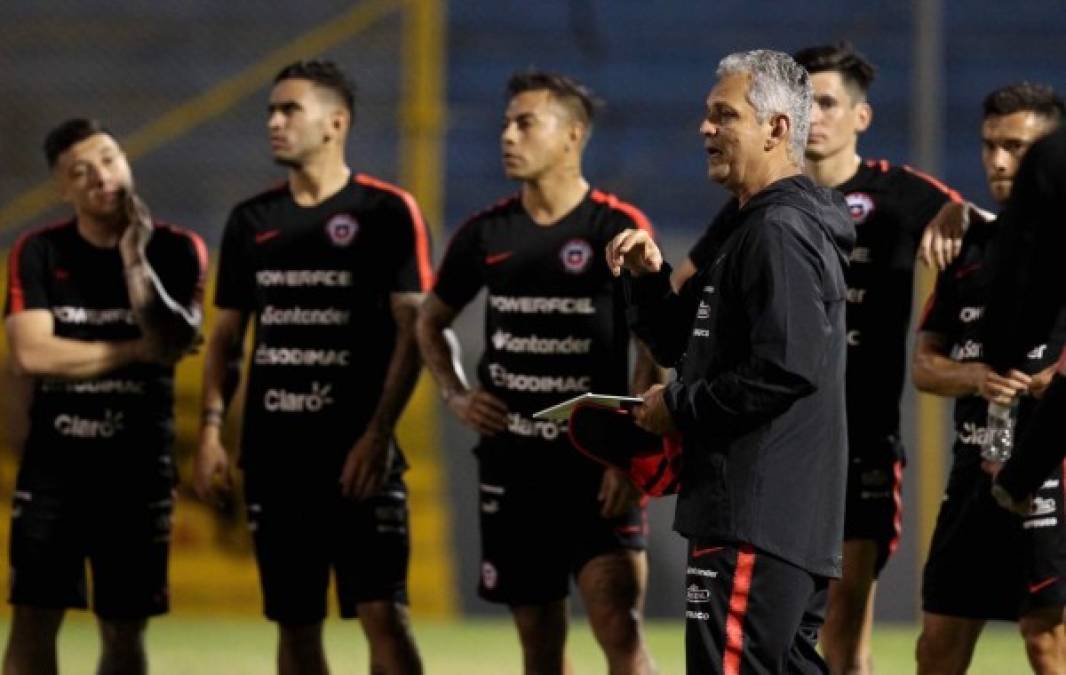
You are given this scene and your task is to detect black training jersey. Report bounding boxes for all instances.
[4,218,206,490]
[920,218,1066,469]
[433,189,653,471]
[216,174,432,473]
[690,159,958,445]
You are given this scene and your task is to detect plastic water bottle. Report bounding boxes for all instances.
[981,402,1015,463]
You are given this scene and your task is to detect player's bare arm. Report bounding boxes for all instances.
[119,191,202,361]
[913,331,1031,405]
[194,307,249,502]
[415,292,509,435]
[6,309,150,379]
[3,357,32,457]
[918,201,994,271]
[339,291,424,500]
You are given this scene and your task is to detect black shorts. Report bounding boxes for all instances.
[244,468,410,624]
[684,540,828,675]
[476,461,647,606]
[843,435,904,575]
[922,458,1066,620]
[8,486,172,620]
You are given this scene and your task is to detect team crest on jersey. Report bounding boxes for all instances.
[325,214,359,247]
[560,238,593,274]
[845,192,875,224]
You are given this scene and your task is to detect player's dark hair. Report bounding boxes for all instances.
[44,118,109,168]
[793,42,876,99]
[983,82,1065,123]
[506,70,602,130]
[274,59,356,115]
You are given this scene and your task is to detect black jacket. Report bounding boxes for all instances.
[624,175,854,577]
[984,127,1066,499]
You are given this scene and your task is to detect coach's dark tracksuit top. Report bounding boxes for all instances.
[624,175,854,578]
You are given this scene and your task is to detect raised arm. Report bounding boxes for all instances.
[120,192,203,360]
[607,228,698,366]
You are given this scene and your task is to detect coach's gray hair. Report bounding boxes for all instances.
[717,49,812,166]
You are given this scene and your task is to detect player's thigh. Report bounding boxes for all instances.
[922,463,1025,621]
[245,479,332,624]
[88,492,173,620]
[475,465,571,606]
[334,471,411,618]
[8,489,88,611]
[844,437,904,576]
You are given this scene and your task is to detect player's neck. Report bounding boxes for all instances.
[806,150,861,189]
[288,155,351,207]
[75,211,124,248]
[520,167,589,226]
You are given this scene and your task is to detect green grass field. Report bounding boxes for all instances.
[0,615,1030,674]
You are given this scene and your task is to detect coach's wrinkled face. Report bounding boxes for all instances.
[268,78,348,168]
[981,110,1056,204]
[500,89,585,181]
[53,132,132,222]
[699,73,775,196]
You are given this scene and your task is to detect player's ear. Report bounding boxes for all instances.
[855,101,872,133]
[326,106,349,142]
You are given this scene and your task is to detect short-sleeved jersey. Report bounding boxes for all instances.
[215,174,432,474]
[4,218,207,490]
[920,218,1066,469]
[690,159,959,445]
[433,189,652,476]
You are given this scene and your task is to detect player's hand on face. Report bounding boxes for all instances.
[340,427,393,500]
[633,383,676,435]
[605,229,663,278]
[976,366,1032,406]
[918,201,975,271]
[598,467,641,518]
[193,430,233,507]
[119,189,154,262]
[448,387,509,436]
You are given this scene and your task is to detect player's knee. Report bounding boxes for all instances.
[1022,630,1065,674]
[360,603,418,651]
[7,607,63,643]
[916,630,967,675]
[278,622,324,656]
[590,604,642,654]
[513,613,567,660]
[98,619,147,651]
